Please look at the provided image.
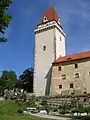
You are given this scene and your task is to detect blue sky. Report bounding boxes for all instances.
[0,0,90,76]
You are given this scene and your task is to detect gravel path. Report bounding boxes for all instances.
[32,113,72,120]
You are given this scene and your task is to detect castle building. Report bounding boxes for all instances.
[51,51,90,96]
[34,7,90,96]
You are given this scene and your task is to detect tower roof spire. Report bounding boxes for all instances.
[38,7,60,25]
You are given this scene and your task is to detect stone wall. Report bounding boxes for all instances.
[50,58,90,96]
[37,94,90,107]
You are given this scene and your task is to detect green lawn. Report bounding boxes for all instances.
[0,100,90,120]
[0,115,55,120]
[0,100,55,120]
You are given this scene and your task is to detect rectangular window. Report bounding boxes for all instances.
[58,66,61,71]
[60,36,61,41]
[70,83,73,88]
[75,64,78,68]
[62,75,66,80]
[43,46,46,51]
[59,85,62,89]
[84,92,87,94]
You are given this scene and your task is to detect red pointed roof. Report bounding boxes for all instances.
[53,51,90,64]
[38,7,59,25]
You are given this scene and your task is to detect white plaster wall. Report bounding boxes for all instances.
[55,27,66,59]
[34,28,55,96]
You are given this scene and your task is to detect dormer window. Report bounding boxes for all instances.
[43,16,48,23]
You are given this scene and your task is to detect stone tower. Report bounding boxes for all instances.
[34,7,66,96]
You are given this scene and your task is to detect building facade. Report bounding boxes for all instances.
[34,7,66,96]
[50,51,90,96]
[33,7,90,97]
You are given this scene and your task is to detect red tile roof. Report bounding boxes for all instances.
[38,7,59,25]
[53,51,90,64]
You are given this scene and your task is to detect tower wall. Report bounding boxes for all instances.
[33,7,66,96]
[55,27,66,59]
[34,27,55,96]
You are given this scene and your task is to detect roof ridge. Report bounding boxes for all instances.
[54,50,90,64]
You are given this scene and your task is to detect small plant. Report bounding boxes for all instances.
[17,108,23,114]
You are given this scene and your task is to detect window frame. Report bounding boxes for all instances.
[75,63,78,68]
[59,85,62,89]
[70,83,73,88]
[43,46,46,51]
[60,36,61,41]
[58,66,61,71]
[75,73,79,78]
[62,74,66,80]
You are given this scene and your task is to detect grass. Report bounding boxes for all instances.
[0,100,55,120]
[0,100,90,120]
[0,115,55,120]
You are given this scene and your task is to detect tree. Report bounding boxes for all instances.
[0,0,12,43]
[0,70,18,90]
[84,106,90,115]
[19,67,33,93]
[40,99,50,114]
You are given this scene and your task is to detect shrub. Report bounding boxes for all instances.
[17,108,23,114]
[41,99,47,106]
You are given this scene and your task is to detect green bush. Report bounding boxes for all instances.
[17,108,23,114]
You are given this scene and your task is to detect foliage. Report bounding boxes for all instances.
[17,108,23,114]
[0,0,12,43]
[41,99,47,106]
[0,70,18,95]
[84,106,90,114]
[19,67,33,93]
[1,70,17,81]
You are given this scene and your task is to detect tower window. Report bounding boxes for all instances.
[75,73,79,78]
[43,16,48,23]
[70,83,73,88]
[60,36,61,41]
[59,85,62,89]
[62,75,66,80]
[75,63,78,68]
[43,46,46,51]
[58,66,61,71]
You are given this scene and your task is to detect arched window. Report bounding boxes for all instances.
[75,73,79,78]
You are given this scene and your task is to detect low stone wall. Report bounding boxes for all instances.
[37,94,90,107]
